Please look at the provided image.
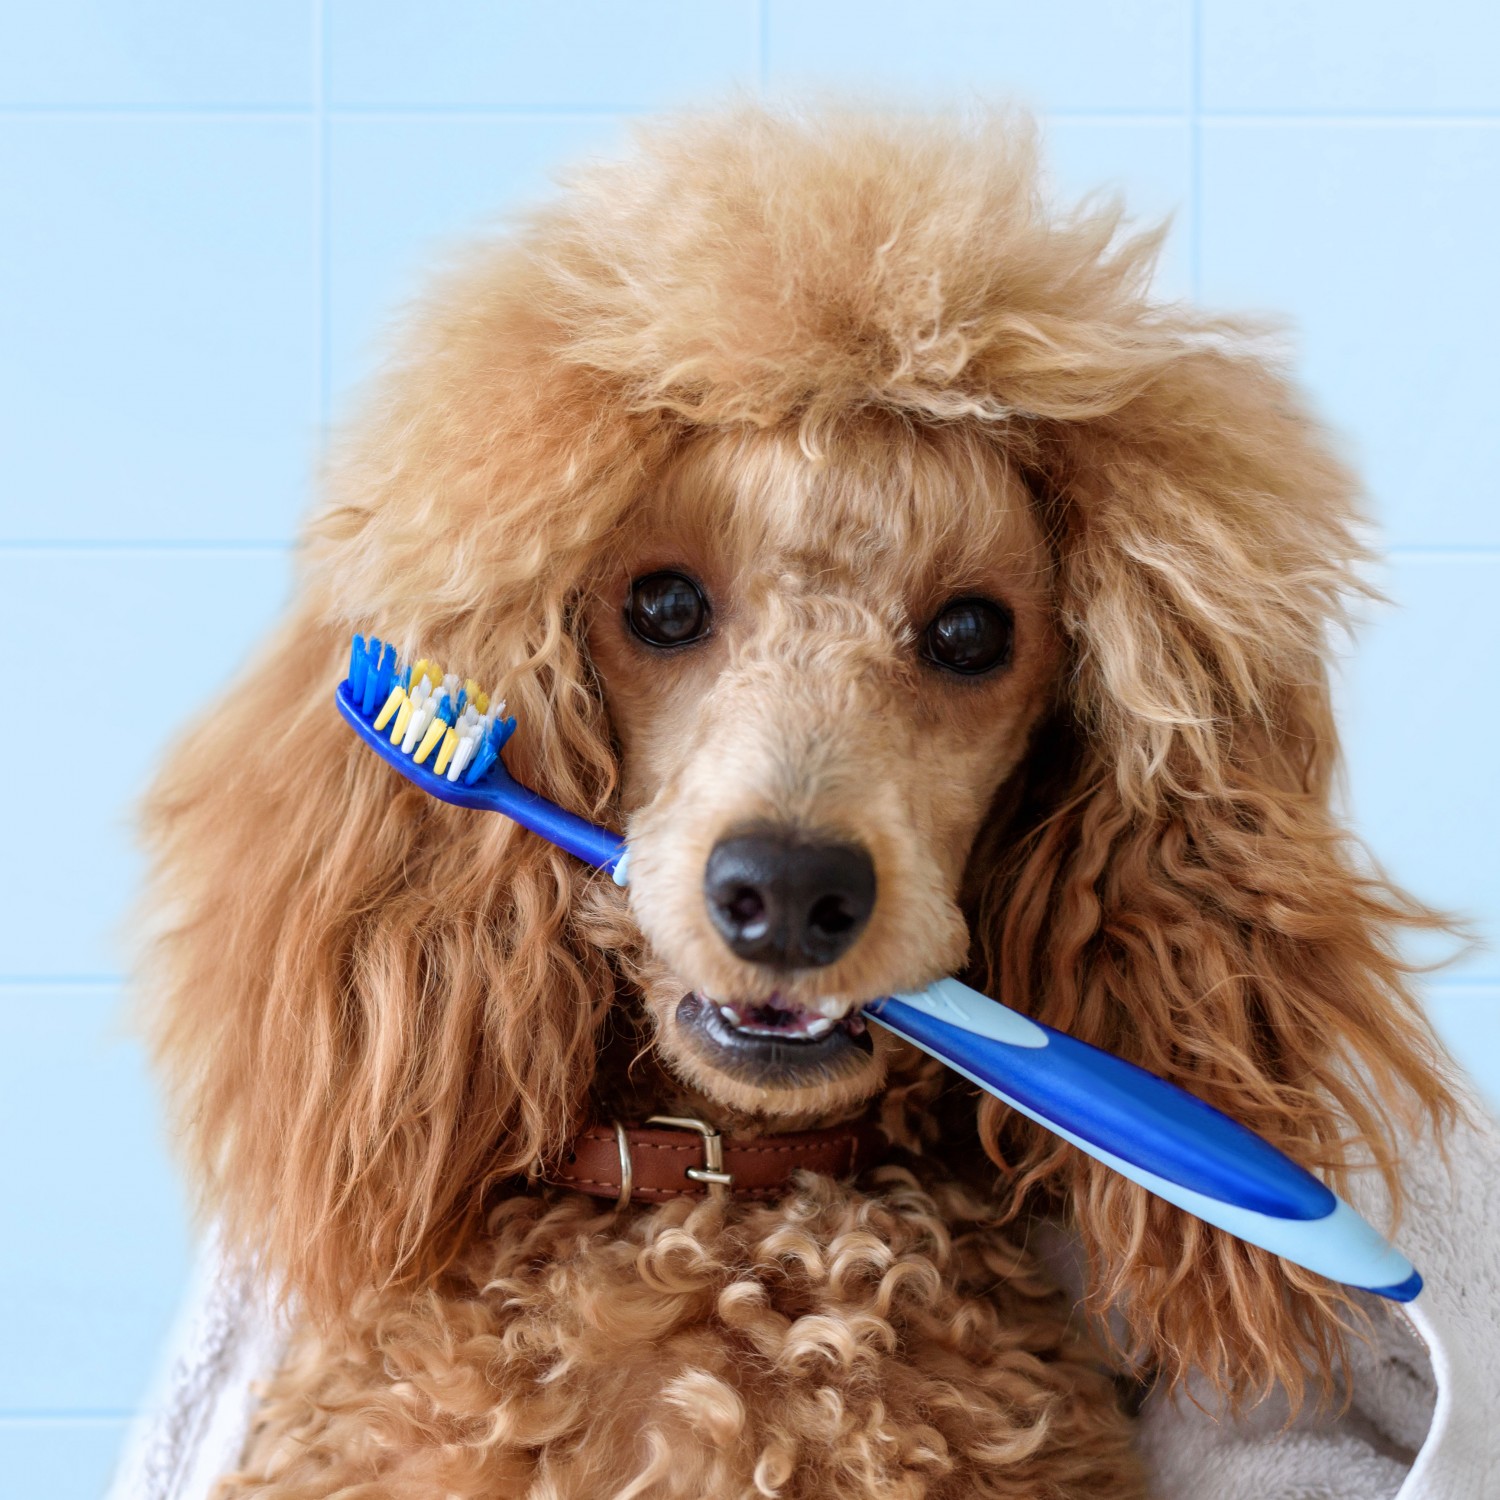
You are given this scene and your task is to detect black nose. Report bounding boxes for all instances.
[703,830,876,968]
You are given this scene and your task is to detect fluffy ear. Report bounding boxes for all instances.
[967,340,1461,1407]
[139,246,662,1320]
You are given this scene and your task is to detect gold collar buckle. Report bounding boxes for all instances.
[645,1114,735,1197]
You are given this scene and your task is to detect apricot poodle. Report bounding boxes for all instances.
[142,103,1457,1498]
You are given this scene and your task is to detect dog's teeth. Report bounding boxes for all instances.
[804,1016,835,1038]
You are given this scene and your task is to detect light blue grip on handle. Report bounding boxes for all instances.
[866,979,1421,1302]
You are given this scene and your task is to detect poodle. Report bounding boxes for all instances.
[141,103,1459,1499]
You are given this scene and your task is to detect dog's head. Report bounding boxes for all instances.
[589,419,1060,1121]
[143,105,1457,1402]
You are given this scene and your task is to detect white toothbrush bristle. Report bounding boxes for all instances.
[400,697,434,755]
[447,735,475,782]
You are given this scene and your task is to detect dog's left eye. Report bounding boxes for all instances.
[922,597,1013,675]
[626,570,711,647]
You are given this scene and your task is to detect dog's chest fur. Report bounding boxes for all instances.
[230,1169,1144,1499]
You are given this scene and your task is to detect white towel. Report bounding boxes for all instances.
[107,1231,285,1500]
[108,1101,1500,1500]
[1137,1099,1500,1499]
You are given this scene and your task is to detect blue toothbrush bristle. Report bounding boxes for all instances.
[348,633,369,701]
[360,639,387,715]
[358,646,374,709]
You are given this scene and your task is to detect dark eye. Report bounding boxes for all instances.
[922,597,1013,675]
[626,570,710,648]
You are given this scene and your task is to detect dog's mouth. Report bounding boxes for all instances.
[675,991,874,1083]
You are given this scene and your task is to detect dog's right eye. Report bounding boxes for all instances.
[626,571,711,648]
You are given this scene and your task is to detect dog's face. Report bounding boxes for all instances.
[586,422,1061,1121]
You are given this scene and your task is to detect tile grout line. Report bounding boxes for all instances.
[0,106,312,118]
[1188,0,1202,300]
[3,106,1494,124]
[315,0,331,436]
[0,1411,136,1423]
[0,104,1193,122]
[315,100,639,115]
[1385,546,1500,559]
[0,978,125,987]
[1200,110,1500,124]
[0,540,296,552]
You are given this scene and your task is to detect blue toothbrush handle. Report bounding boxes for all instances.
[466,758,628,874]
[866,979,1420,1301]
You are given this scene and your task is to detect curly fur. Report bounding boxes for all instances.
[141,102,1460,1497]
[227,1168,1139,1498]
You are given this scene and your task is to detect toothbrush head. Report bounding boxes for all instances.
[335,633,629,876]
[335,633,519,812]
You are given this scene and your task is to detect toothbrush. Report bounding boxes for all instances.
[335,634,1421,1303]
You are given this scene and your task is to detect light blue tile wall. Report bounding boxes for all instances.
[1338,555,1500,975]
[0,1420,134,1500]
[326,113,623,397]
[0,550,293,975]
[1199,121,1500,547]
[325,1,760,108]
[765,0,1193,110]
[0,2,312,108]
[0,119,318,543]
[0,989,190,1411]
[3,7,1495,1496]
[1201,1,1500,113]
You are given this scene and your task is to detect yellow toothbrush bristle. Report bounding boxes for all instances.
[414,718,446,765]
[433,725,459,775]
[474,690,489,713]
[373,685,406,732]
[391,697,414,745]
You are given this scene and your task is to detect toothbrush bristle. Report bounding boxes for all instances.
[342,634,516,787]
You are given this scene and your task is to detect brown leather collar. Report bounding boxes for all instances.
[543,1115,887,1208]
